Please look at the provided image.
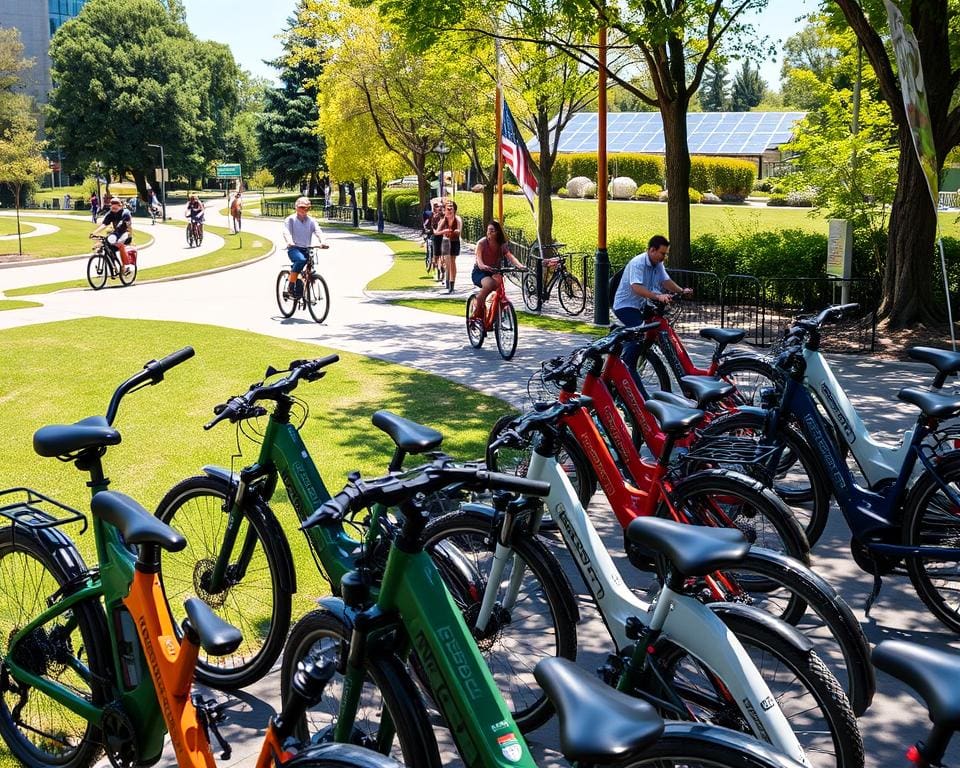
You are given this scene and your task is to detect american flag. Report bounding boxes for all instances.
[500,98,539,211]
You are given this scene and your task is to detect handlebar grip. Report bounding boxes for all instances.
[147,347,195,382]
[301,484,365,530]
[478,471,551,497]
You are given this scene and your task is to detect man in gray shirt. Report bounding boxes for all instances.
[282,196,327,299]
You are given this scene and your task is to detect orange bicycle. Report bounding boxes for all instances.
[466,266,525,360]
[0,350,401,768]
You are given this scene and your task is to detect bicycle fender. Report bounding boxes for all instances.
[4,513,90,587]
[708,602,814,653]
[200,464,238,486]
[314,596,356,631]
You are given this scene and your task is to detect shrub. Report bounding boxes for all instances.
[568,153,598,181]
[613,154,664,186]
[688,188,703,204]
[501,183,521,195]
[558,187,569,198]
[689,156,756,201]
[566,176,593,197]
[635,183,661,201]
[583,182,597,199]
[766,194,788,207]
[753,178,775,193]
[785,189,816,207]
[609,176,638,199]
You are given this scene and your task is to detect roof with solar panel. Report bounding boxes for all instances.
[527,112,807,155]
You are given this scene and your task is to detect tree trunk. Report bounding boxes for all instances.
[132,171,149,205]
[536,149,555,246]
[881,127,941,328]
[360,178,369,210]
[660,99,693,270]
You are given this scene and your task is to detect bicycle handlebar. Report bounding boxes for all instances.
[487,397,593,451]
[105,347,195,425]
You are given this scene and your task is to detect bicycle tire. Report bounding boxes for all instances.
[558,273,586,316]
[118,259,137,286]
[485,412,596,512]
[716,355,785,408]
[155,475,293,689]
[307,274,330,323]
[466,293,485,348]
[186,224,195,248]
[521,271,540,311]
[196,224,204,246]
[636,347,672,395]
[284,743,406,768]
[612,722,818,768]
[421,508,579,732]
[902,452,960,634]
[280,609,442,768]
[86,253,108,290]
[277,270,297,317]
[653,609,863,768]
[698,411,830,547]
[495,302,518,360]
[0,527,110,768]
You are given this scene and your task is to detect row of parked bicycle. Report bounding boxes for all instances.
[2,301,960,768]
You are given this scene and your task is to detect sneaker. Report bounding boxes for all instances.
[123,266,133,276]
[283,288,292,301]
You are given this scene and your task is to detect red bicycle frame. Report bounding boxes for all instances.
[641,310,720,377]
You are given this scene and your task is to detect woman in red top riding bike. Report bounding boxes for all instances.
[470,221,526,320]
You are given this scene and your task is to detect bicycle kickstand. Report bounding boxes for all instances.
[863,570,883,618]
[194,693,232,759]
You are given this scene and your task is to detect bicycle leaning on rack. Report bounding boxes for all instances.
[86,234,138,290]
[466,265,526,360]
[522,242,587,316]
[277,244,331,323]
[0,349,402,768]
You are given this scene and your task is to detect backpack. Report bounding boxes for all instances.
[608,267,625,308]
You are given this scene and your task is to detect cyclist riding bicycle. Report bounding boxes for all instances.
[90,196,134,274]
[184,193,205,231]
[281,196,328,299]
[470,220,526,321]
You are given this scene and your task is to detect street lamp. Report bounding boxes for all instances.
[147,143,166,221]
[434,140,450,199]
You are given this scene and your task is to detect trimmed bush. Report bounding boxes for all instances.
[754,178,776,193]
[609,176,638,199]
[767,194,789,207]
[501,183,521,195]
[786,189,816,207]
[569,154,598,181]
[689,156,756,201]
[558,187,569,198]
[636,183,662,201]
[613,155,664,186]
[583,182,598,199]
[566,176,593,198]
[688,188,703,204]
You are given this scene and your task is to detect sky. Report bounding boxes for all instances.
[181,0,813,92]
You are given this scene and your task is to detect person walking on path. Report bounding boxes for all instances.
[435,199,462,293]
[230,192,243,234]
[280,196,327,299]
[89,193,99,222]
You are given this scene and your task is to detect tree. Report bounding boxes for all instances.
[830,0,960,327]
[730,61,765,111]
[0,27,33,133]
[0,112,48,256]
[701,60,730,111]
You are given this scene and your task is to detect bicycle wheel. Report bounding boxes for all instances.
[557,273,586,316]
[521,271,540,311]
[155,475,293,689]
[284,743,406,768]
[716,356,785,408]
[118,259,137,286]
[652,610,862,768]
[495,302,518,360]
[280,610,441,768]
[421,508,578,732]
[86,253,108,290]
[635,347,672,395]
[185,225,195,247]
[424,241,433,273]
[307,274,330,323]
[0,527,109,768]
[903,453,960,634]
[466,294,485,348]
[486,412,596,511]
[196,224,204,246]
[698,411,830,547]
[277,270,297,317]
[613,722,820,768]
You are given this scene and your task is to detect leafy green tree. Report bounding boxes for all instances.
[0,27,34,135]
[700,60,729,112]
[730,61,765,111]
[0,112,48,255]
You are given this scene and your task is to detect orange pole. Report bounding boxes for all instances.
[594,25,610,324]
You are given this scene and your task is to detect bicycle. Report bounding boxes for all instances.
[148,203,162,225]
[704,303,960,631]
[466,265,526,360]
[86,234,138,290]
[281,455,831,768]
[277,245,331,324]
[0,349,402,768]
[186,217,204,248]
[522,242,587,316]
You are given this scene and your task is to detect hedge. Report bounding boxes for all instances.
[689,157,756,199]
[538,152,665,191]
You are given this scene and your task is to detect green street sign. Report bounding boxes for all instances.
[216,163,242,179]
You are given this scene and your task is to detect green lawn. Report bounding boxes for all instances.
[4,224,269,297]
[0,299,42,311]
[0,215,133,259]
[389,297,608,336]
[362,233,436,291]
[0,219,34,236]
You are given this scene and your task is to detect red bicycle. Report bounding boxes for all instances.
[466,266,526,360]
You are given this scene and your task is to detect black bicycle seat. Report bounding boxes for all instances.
[873,641,960,729]
[183,598,243,657]
[678,375,734,407]
[644,399,704,435]
[699,328,746,346]
[534,657,663,763]
[91,491,186,551]
[897,388,960,419]
[33,416,121,458]
[909,347,960,386]
[650,391,698,409]
[625,517,750,577]
[372,410,443,453]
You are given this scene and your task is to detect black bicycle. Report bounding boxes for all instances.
[186,217,204,248]
[86,235,137,290]
[522,242,587,315]
[277,245,331,323]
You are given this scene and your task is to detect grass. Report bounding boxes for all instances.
[389,297,607,336]
[0,219,34,236]
[0,299,42,311]
[362,233,434,291]
[0,317,509,765]
[4,224,269,297]
[0,215,141,260]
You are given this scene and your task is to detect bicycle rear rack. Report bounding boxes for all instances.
[678,436,781,484]
[0,488,88,534]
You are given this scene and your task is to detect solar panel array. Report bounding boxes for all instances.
[527,112,807,156]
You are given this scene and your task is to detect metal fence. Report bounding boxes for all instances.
[261,197,326,218]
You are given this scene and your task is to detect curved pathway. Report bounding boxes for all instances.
[0,218,56,240]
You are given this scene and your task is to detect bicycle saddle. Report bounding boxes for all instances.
[644,399,704,435]
[184,598,243,656]
[650,391,698,409]
[91,491,186,551]
[897,388,960,419]
[33,415,121,458]
[678,376,734,407]
[873,641,960,728]
[699,327,746,346]
[534,657,663,763]
[372,410,443,453]
[625,517,750,577]
[909,346,960,386]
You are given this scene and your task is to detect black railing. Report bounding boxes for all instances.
[261,197,326,218]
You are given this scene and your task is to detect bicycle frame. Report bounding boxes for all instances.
[480,278,510,332]
[643,313,719,379]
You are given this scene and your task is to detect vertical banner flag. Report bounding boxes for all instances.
[884,0,938,209]
[500,98,539,211]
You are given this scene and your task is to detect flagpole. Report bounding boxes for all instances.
[496,86,504,224]
[594,22,610,325]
